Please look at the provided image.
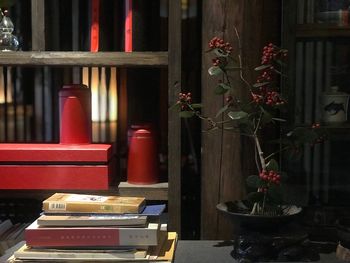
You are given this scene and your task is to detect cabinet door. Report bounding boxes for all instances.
[283,0,350,206]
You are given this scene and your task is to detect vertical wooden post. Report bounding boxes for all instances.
[31,0,46,141]
[31,0,45,51]
[201,0,281,239]
[168,0,181,236]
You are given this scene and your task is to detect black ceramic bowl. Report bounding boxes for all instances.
[216,201,303,230]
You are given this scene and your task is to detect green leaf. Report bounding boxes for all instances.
[275,59,286,67]
[169,102,181,110]
[285,147,303,161]
[287,127,319,144]
[218,82,231,90]
[246,175,264,188]
[266,159,279,171]
[267,185,283,204]
[227,111,248,120]
[213,48,229,57]
[215,104,229,118]
[262,110,273,124]
[246,192,264,203]
[214,85,228,95]
[272,117,286,122]
[208,66,223,76]
[259,106,273,124]
[238,122,254,134]
[190,103,202,109]
[313,127,329,138]
[254,64,272,71]
[179,111,195,118]
[253,82,270,88]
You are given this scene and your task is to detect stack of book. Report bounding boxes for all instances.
[8,193,177,262]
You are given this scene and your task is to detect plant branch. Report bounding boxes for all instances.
[234,27,253,91]
[254,135,266,170]
[264,146,290,161]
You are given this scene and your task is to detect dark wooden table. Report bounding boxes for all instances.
[174,240,342,263]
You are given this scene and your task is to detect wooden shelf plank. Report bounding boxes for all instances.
[118,182,168,201]
[296,24,350,38]
[0,187,120,201]
[0,183,168,201]
[0,52,168,67]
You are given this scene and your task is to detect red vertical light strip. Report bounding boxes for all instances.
[125,0,132,52]
[90,0,100,52]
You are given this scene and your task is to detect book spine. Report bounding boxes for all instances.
[14,250,144,260]
[37,215,146,227]
[25,227,157,247]
[0,165,111,190]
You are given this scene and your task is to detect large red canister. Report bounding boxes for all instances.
[59,84,92,144]
[127,129,159,184]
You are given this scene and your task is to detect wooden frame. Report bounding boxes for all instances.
[0,0,182,236]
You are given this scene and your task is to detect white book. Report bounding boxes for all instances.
[37,214,147,227]
[13,244,147,260]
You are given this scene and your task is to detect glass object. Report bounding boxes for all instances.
[0,10,19,51]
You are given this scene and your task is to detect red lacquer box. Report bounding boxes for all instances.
[0,143,115,190]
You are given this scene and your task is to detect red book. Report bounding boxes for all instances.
[0,163,114,190]
[25,220,159,247]
[125,0,132,52]
[0,143,113,163]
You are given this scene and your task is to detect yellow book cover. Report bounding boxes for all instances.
[154,232,178,262]
[42,193,146,214]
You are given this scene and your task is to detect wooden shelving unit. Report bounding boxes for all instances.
[296,24,350,38]
[0,184,169,202]
[282,0,350,215]
[0,0,182,235]
[0,51,168,67]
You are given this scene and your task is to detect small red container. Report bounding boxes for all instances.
[127,123,153,147]
[59,84,92,144]
[127,129,159,184]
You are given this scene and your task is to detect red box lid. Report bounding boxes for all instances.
[0,143,113,163]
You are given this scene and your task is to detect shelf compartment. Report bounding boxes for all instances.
[0,184,168,201]
[0,52,168,67]
[296,24,350,38]
[118,182,168,201]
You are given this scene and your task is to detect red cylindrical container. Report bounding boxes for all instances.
[127,129,159,184]
[127,123,153,147]
[59,84,92,144]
